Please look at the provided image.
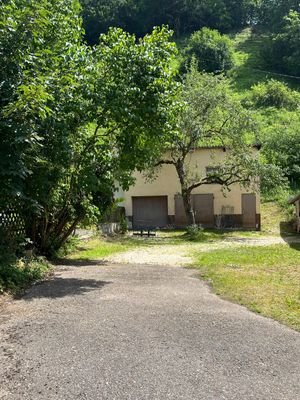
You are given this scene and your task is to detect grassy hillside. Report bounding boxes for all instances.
[230,28,300,94]
[176,29,300,220]
[176,28,300,101]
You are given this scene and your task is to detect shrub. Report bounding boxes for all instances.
[185,224,205,241]
[184,28,234,73]
[0,257,50,294]
[250,79,300,109]
[119,216,128,234]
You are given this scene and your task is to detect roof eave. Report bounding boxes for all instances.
[288,194,300,204]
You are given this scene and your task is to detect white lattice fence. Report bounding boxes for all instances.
[0,207,26,244]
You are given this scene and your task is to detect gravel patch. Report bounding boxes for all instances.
[107,236,300,266]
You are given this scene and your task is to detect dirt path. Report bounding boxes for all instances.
[107,235,300,266]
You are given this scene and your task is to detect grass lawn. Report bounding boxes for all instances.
[191,244,300,331]
[67,237,140,261]
[260,201,294,235]
[68,228,267,262]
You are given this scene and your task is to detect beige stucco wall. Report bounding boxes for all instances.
[121,148,260,216]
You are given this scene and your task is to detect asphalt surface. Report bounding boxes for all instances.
[0,261,300,400]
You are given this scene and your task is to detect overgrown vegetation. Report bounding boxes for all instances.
[0,256,50,295]
[248,79,300,109]
[226,29,300,196]
[192,244,300,331]
[1,0,300,281]
[0,0,177,257]
[80,0,260,43]
[262,11,300,76]
[183,28,235,73]
[185,225,205,241]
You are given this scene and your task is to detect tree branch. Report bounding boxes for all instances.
[155,159,176,167]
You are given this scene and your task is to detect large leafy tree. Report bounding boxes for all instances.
[0,0,84,208]
[154,66,260,225]
[0,0,177,255]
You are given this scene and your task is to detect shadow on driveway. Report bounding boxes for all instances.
[53,258,109,268]
[280,221,300,251]
[23,277,111,300]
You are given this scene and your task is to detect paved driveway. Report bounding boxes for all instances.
[0,261,299,399]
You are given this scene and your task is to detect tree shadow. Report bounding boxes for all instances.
[280,221,300,251]
[53,258,109,267]
[21,277,111,300]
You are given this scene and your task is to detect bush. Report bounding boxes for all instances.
[184,28,234,73]
[260,113,300,188]
[0,257,50,294]
[249,79,300,109]
[185,224,205,241]
[119,216,128,234]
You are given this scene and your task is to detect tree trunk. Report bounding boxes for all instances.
[175,160,196,226]
[182,189,196,226]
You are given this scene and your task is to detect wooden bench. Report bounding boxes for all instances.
[133,226,157,237]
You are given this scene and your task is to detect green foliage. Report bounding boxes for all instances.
[259,163,288,195]
[262,188,297,220]
[80,0,259,43]
[185,225,205,241]
[257,0,300,32]
[0,257,50,294]
[155,65,265,225]
[248,79,300,109]
[119,216,128,234]
[94,26,178,173]
[262,11,300,76]
[0,1,177,256]
[184,28,234,73]
[228,29,300,198]
[81,0,137,44]
[260,113,300,187]
[0,0,83,207]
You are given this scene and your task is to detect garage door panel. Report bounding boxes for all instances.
[175,194,214,227]
[132,196,168,229]
[242,194,256,229]
[175,195,188,226]
[193,194,214,226]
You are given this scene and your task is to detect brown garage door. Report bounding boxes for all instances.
[193,194,214,227]
[175,195,188,226]
[242,194,256,229]
[132,196,168,229]
[175,194,214,227]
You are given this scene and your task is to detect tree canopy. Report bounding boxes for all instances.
[0,0,177,254]
[153,65,261,224]
[80,0,260,43]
